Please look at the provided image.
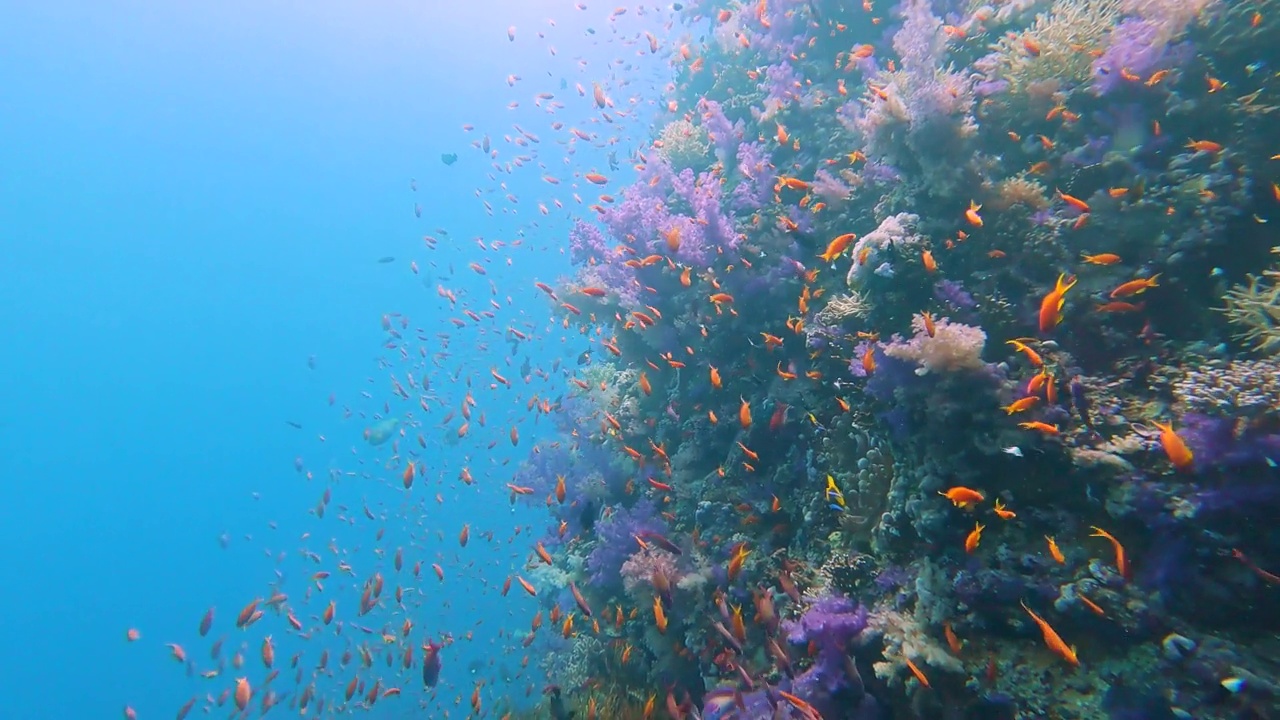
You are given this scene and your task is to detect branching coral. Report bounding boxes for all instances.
[985,0,1122,95]
[814,291,870,326]
[1220,257,1280,354]
[1173,358,1280,414]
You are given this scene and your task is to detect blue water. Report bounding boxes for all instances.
[0,2,661,716]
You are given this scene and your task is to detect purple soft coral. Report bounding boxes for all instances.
[1093,19,1177,94]
[586,500,664,589]
[783,593,868,701]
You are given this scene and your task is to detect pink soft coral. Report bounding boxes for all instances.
[621,548,681,595]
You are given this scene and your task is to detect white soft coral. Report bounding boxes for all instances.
[884,315,987,374]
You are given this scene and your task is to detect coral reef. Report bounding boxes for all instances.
[510,0,1280,717]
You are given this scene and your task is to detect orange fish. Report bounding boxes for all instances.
[234,677,251,711]
[1080,252,1121,265]
[260,636,274,668]
[1186,139,1222,154]
[516,576,537,596]
[534,541,553,566]
[1152,420,1194,470]
[1046,536,1065,564]
[1006,339,1043,367]
[1091,526,1128,579]
[905,658,931,688]
[727,543,750,582]
[944,622,963,655]
[964,200,983,227]
[1078,593,1106,617]
[652,596,668,634]
[662,227,681,252]
[1038,273,1078,334]
[1109,274,1160,298]
[993,499,1016,520]
[921,250,937,273]
[738,397,752,429]
[861,344,876,375]
[569,580,593,618]
[1056,189,1089,213]
[1003,396,1040,415]
[1020,601,1079,666]
[920,311,936,338]
[965,522,984,553]
[940,486,985,508]
[819,233,857,262]
[1096,301,1145,314]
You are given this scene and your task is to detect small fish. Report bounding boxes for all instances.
[1046,536,1066,564]
[964,200,983,227]
[377,256,396,264]
[905,657,932,688]
[1152,420,1194,471]
[1109,274,1160,298]
[1081,252,1121,265]
[285,421,302,429]
[826,475,847,509]
[440,153,458,165]
[940,486,985,508]
[1020,601,1079,666]
[965,522,985,553]
[943,621,963,655]
[1004,396,1040,415]
[1090,526,1128,579]
[1039,273,1078,334]
[1003,446,1024,457]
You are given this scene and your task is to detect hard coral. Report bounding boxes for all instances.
[1220,259,1280,354]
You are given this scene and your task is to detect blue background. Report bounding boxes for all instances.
[0,1,665,716]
